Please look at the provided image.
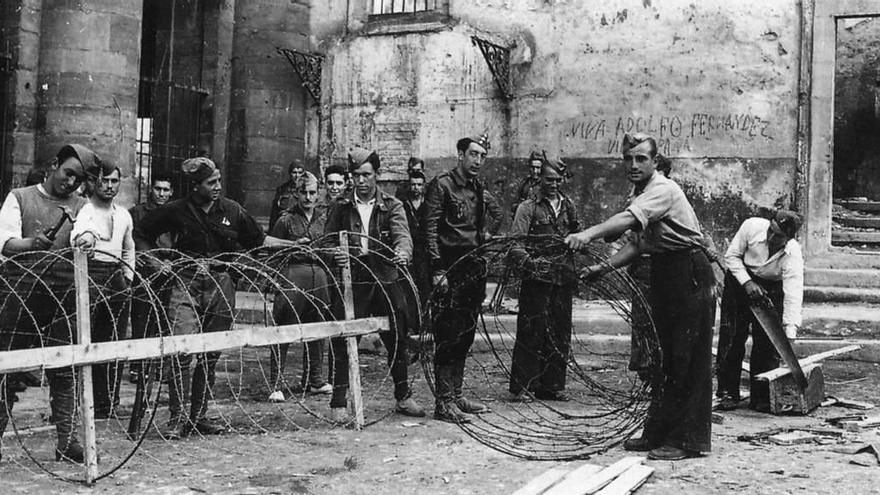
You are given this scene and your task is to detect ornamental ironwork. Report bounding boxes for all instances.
[277,47,324,104]
[471,35,513,101]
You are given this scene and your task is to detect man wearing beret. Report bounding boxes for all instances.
[424,133,499,423]
[508,158,580,402]
[715,210,804,411]
[324,147,426,421]
[566,133,716,461]
[0,144,91,462]
[135,157,295,439]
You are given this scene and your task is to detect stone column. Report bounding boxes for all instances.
[35,0,143,205]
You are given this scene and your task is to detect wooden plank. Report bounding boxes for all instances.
[834,216,880,229]
[511,467,571,495]
[74,249,99,483]
[768,431,819,445]
[539,464,603,495]
[839,415,880,432]
[0,317,389,374]
[545,457,644,495]
[340,232,365,429]
[832,231,880,244]
[595,464,655,495]
[756,345,861,382]
[837,200,880,213]
[748,300,807,390]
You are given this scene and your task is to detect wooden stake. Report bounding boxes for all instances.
[340,232,365,428]
[73,249,99,483]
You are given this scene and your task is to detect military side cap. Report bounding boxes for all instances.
[347,146,380,172]
[56,143,99,177]
[773,209,803,239]
[181,156,217,183]
[457,132,491,152]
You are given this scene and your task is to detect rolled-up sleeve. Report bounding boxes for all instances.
[0,194,22,255]
[724,220,753,286]
[625,183,672,231]
[781,240,804,327]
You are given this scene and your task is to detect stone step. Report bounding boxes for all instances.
[838,200,880,213]
[807,252,880,269]
[834,216,880,229]
[804,268,880,288]
[833,231,880,244]
[804,285,880,304]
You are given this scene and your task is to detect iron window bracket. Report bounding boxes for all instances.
[471,35,513,101]
[277,47,324,105]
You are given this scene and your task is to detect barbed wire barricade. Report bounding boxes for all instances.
[0,233,658,483]
[0,235,413,484]
[420,235,661,460]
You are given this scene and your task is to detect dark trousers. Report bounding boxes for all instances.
[270,262,331,391]
[0,261,80,448]
[509,280,573,394]
[165,269,235,423]
[129,267,171,376]
[641,248,716,453]
[715,271,783,402]
[88,261,130,415]
[433,248,488,366]
[330,262,411,408]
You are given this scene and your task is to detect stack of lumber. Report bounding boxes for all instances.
[513,457,654,495]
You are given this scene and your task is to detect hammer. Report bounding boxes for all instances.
[44,205,75,242]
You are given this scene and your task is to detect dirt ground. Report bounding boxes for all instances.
[2,348,880,494]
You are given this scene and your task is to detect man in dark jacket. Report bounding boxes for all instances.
[269,159,305,230]
[508,159,580,401]
[424,133,500,423]
[324,147,426,421]
[135,157,295,439]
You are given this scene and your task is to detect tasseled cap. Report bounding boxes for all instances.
[181,156,218,183]
[347,146,381,172]
[456,132,491,152]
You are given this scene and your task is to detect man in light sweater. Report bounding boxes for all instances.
[715,210,804,411]
[72,160,135,418]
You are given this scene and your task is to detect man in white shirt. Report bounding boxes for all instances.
[71,160,135,418]
[715,210,804,411]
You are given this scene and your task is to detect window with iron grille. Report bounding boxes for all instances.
[371,0,437,15]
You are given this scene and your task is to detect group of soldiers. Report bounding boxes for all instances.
[0,129,804,465]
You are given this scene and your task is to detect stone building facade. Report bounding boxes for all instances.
[0,0,311,223]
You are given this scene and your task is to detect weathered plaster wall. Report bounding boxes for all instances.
[834,17,880,201]
[311,0,802,247]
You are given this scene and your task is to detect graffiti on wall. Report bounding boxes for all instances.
[563,113,774,156]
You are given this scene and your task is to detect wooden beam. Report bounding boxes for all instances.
[340,232,365,428]
[594,464,655,495]
[832,231,880,244]
[74,249,99,483]
[545,457,645,495]
[755,345,861,382]
[0,317,389,374]
[540,464,603,495]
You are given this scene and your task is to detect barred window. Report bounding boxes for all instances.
[371,0,437,15]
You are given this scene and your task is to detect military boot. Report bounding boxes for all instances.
[452,360,489,414]
[48,371,84,463]
[433,364,470,424]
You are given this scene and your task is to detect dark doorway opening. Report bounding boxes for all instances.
[136,0,212,203]
[832,16,880,249]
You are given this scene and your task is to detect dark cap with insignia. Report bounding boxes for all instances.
[772,209,803,239]
[456,132,491,153]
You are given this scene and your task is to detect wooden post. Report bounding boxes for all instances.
[339,232,365,428]
[73,249,99,483]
